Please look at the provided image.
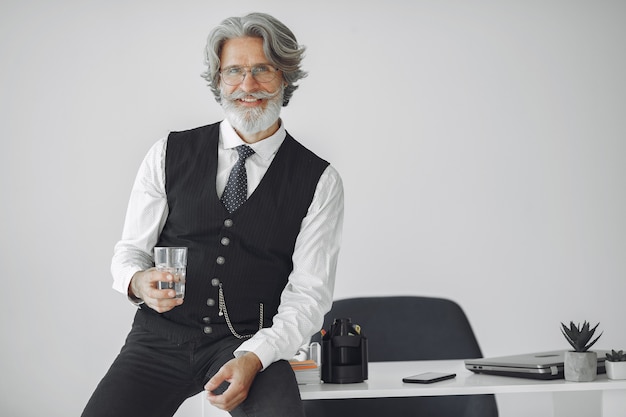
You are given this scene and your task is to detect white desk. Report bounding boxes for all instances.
[299,360,626,417]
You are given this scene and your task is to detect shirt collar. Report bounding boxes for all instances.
[220,119,286,161]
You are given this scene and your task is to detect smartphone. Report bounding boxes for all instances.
[402,372,456,384]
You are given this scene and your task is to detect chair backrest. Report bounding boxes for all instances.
[304,296,498,417]
[317,296,483,362]
[306,296,498,417]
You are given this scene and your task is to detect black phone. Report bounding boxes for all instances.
[402,372,456,384]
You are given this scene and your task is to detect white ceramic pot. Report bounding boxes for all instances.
[564,351,597,382]
[606,361,626,380]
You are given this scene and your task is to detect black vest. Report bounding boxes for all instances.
[134,122,329,344]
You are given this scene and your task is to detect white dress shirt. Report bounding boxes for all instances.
[111,119,344,369]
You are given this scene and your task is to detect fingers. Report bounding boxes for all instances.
[147,291,183,313]
[204,354,262,412]
[131,269,184,313]
[205,368,237,411]
[206,375,248,412]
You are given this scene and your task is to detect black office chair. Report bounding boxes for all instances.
[304,296,498,417]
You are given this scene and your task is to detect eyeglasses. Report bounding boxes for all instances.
[220,64,279,86]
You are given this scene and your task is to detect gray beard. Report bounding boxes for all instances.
[220,85,283,136]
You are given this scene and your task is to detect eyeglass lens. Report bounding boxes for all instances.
[221,65,277,85]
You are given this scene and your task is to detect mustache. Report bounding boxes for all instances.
[221,86,283,101]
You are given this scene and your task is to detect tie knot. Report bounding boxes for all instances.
[236,145,255,161]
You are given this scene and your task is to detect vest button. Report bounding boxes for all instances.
[216,256,225,265]
[224,219,233,227]
[211,278,220,287]
[220,237,230,246]
[203,326,213,334]
[206,298,216,307]
[202,316,211,324]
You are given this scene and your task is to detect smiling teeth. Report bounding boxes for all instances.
[241,97,259,102]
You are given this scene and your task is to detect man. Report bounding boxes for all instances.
[82,12,343,417]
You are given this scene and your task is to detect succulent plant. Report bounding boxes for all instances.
[606,349,626,362]
[560,321,602,352]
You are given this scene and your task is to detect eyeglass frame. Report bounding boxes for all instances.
[219,64,281,86]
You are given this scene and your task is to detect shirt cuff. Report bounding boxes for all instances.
[127,293,145,306]
[233,338,277,371]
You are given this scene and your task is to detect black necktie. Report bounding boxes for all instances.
[221,145,255,213]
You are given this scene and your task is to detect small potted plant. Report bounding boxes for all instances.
[560,321,603,382]
[605,350,626,380]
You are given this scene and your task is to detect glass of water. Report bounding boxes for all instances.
[154,247,187,298]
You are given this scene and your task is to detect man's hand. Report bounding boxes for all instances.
[205,352,263,412]
[129,268,183,313]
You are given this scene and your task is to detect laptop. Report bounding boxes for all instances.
[465,350,608,380]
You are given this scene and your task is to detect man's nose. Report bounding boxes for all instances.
[239,70,261,91]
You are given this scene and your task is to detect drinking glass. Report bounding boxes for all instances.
[154,247,187,298]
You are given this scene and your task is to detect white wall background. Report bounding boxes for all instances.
[1,1,625,416]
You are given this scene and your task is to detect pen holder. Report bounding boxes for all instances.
[321,318,368,383]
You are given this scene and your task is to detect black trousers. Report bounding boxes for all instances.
[81,321,305,417]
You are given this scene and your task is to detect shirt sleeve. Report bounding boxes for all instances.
[234,164,344,369]
[111,138,169,297]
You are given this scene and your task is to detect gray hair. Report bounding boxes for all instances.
[201,12,307,106]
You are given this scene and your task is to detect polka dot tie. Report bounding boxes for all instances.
[221,145,255,213]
